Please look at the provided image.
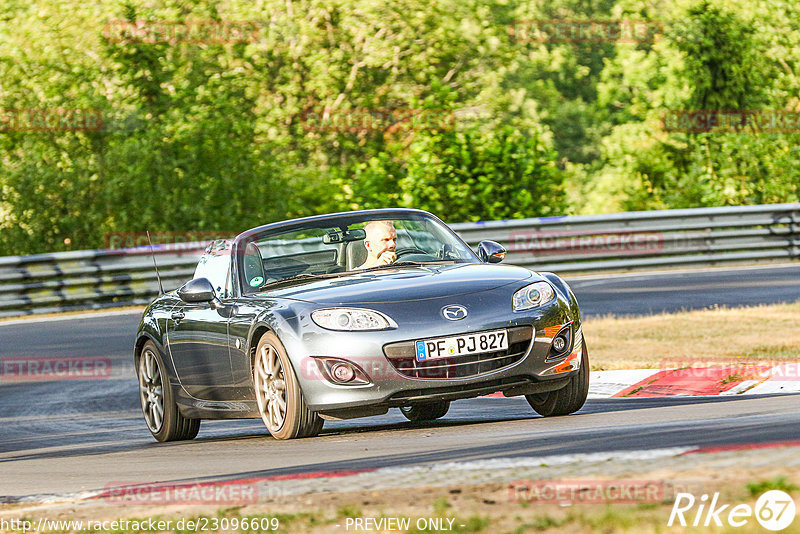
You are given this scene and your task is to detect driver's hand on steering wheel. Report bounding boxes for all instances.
[377,250,397,265]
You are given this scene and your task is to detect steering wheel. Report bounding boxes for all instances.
[395,247,428,258]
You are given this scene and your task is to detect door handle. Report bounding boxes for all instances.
[171,311,185,322]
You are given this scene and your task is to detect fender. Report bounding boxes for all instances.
[134,300,180,379]
[540,271,581,325]
[244,302,303,364]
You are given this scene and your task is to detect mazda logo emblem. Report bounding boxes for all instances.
[442,305,468,321]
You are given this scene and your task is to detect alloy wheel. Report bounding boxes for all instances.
[139,348,164,433]
[255,343,287,431]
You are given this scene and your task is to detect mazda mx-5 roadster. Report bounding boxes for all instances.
[134,208,589,441]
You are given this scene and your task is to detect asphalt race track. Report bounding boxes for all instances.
[1,264,799,499]
[570,263,800,316]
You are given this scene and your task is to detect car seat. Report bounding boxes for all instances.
[243,242,266,287]
[346,239,368,270]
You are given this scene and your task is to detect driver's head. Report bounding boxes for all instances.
[363,220,396,259]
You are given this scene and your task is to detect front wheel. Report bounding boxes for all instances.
[138,341,200,442]
[526,335,590,417]
[400,400,450,422]
[253,332,323,439]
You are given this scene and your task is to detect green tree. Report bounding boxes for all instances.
[1,0,799,256]
[584,0,799,211]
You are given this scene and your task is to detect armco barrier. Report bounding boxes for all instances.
[1,203,798,317]
[450,203,800,273]
[0,246,206,318]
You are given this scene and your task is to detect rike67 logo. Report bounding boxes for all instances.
[669,490,796,531]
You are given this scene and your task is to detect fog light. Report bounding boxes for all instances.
[331,362,356,382]
[553,335,567,352]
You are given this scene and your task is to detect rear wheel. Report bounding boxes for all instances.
[253,332,323,439]
[400,400,450,422]
[138,341,200,442]
[526,335,589,417]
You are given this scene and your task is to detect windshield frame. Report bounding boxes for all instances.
[232,208,480,296]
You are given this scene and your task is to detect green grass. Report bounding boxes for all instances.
[335,504,362,519]
[432,496,452,515]
[30,479,800,534]
[746,476,799,496]
[720,373,748,384]
[512,515,569,533]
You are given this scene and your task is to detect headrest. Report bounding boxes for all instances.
[346,240,368,270]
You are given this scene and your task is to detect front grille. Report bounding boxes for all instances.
[383,326,533,380]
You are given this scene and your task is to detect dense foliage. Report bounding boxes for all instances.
[0,0,798,254]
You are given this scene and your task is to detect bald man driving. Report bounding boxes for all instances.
[358,220,397,269]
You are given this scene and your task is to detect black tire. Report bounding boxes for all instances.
[138,341,200,442]
[400,400,450,422]
[526,335,590,417]
[253,332,323,439]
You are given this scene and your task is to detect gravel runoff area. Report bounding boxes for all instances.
[2,441,799,533]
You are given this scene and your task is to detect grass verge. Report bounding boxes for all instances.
[12,471,799,534]
[584,301,800,370]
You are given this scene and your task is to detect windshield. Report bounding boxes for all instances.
[237,212,478,293]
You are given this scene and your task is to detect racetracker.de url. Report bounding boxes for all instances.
[0,516,280,533]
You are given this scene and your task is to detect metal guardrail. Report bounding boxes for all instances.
[1,203,798,318]
[451,203,800,272]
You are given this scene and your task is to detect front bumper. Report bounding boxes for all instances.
[280,290,582,415]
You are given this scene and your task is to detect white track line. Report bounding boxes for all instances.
[0,308,144,327]
[564,261,800,282]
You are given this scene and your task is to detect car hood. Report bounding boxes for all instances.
[254,263,536,305]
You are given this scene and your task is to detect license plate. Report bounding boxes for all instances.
[415,329,509,361]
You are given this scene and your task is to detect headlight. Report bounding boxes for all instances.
[512,282,556,311]
[311,308,397,331]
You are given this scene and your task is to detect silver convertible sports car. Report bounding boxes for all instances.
[135,209,589,441]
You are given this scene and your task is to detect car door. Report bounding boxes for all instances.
[166,301,233,400]
[165,240,237,400]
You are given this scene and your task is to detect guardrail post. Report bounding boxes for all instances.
[789,209,800,259]
[770,209,800,260]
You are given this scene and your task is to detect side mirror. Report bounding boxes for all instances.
[178,278,223,308]
[477,240,506,263]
